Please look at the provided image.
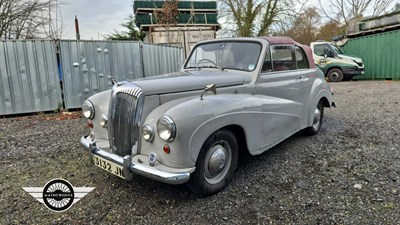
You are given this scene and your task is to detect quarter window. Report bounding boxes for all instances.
[261,48,272,72]
[271,46,295,71]
[295,46,309,69]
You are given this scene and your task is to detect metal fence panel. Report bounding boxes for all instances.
[142,43,184,77]
[1,40,185,114]
[0,40,62,115]
[60,40,143,109]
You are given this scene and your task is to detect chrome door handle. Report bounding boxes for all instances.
[297,75,307,82]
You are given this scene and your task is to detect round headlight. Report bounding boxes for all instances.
[157,116,176,142]
[82,100,95,119]
[142,124,154,142]
[99,114,108,128]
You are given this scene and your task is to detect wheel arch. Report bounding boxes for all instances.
[306,85,333,128]
[326,66,343,75]
[189,120,255,163]
[319,96,330,108]
[220,124,249,156]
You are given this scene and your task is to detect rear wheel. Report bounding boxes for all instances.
[187,129,238,196]
[304,100,324,136]
[327,68,343,82]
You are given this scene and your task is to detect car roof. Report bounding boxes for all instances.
[195,36,316,68]
[258,36,295,45]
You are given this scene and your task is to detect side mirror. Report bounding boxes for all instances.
[200,84,217,100]
[324,48,331,58]
[324,48,335,58]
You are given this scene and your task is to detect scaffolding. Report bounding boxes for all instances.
[134,0,220,56]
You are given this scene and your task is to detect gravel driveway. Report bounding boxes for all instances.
[1,81,399,224]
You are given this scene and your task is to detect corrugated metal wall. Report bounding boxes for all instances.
[0,40,184,115]
[59,40,143,109]
[342,29,400,79]
[141,43,184,76]
[0,40,62,115]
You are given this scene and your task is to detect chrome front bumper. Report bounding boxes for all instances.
[80,136,191,185]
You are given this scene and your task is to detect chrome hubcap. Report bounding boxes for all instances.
[208,148,226,175]
[312,107,321,130]
[204,142,231,184]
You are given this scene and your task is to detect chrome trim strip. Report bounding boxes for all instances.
[80,136,191,185]
[80,136,124,165]
[130,163,190,185]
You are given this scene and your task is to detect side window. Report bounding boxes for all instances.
[295,46,309,69]
[271,45,295,71]
[261,47,272,72]
[313,44,325,57]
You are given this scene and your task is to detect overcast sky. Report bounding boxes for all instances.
[60,0,327,40]
[59,0,393,40]
[60,0,133,40]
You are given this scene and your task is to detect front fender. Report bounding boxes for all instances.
[86,90,112,148]
[141,94,301,168]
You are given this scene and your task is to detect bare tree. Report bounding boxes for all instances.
[43,0,64,40]
[319,0,394,28]
[219,0,307,37]
[316,20,346,42]
[0,0,63,39]
[283,7,321,45]
[153,0,179,43]
[394,3,400,12]
[154,0,179,25]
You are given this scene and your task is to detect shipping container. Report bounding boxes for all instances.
[341,28,400,80]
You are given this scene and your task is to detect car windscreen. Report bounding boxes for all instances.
[185,41,262,72]
[330,44,345,54]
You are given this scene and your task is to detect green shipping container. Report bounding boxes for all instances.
[134,1,217,10]
[135,13,218,26]
[341,29,400,80]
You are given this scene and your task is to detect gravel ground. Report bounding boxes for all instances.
[1,81,399,225]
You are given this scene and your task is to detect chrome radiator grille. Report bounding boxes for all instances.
[108,85,143,157]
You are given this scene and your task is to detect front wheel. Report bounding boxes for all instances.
[187,129,238,196]
[303,101,324,136]
[327,68,343,82]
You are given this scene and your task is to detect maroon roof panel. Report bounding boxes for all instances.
[259,36,316,68]
[297,43,316,68]
[259,36,295,45]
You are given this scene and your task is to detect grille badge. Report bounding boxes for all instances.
[149,152,157,166]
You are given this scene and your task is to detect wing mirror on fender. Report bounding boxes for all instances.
[200,84,217,100]
[324,48,334,58]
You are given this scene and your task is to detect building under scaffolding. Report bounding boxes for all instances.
[134,0,220,57]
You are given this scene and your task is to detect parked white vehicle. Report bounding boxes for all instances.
[311,41,364,82]
[80,36,335,195]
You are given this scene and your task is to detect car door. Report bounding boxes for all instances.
[254,44,312,150]
[313,43,331,68]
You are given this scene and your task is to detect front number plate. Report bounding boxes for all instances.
[92,154,125,179]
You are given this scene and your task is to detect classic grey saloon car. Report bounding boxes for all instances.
[80,36,335,195]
